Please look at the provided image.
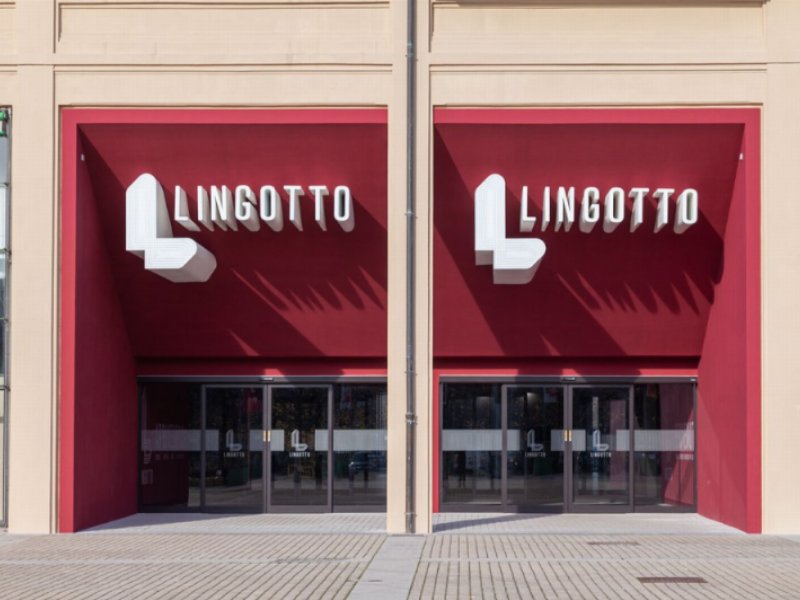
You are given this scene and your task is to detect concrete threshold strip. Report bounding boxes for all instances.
[348,535,425,600]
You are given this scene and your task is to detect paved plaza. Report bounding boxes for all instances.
[0,513,798,599]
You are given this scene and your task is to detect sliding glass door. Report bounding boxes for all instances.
[203,386,265,511]
[567,386,632,511]
[441,384,503,507]
[505,386,565,511]
[139,380,387,513]
[268,386,331,512]
[332,384,388,510]
[439,380,696,514]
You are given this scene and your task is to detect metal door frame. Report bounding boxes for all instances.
[439,378,695,514]
[138,377,389,514]
[503,384,635,513]
[266,384,334,513]
[201,384,268,513]
[501,384,566,513]
[565,384,634,513]
[200,383,335,513]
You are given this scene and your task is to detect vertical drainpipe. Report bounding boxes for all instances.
[0,109,9,529]
[405,0,417,534]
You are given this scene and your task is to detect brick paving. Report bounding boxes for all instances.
[0,530,384,599]
[0,514,798,599]
[410,534,800,599]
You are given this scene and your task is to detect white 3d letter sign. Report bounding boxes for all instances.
[126,173,356,283]
[474,173,700,285]
[475,174,546,285]
[126,173,217,283]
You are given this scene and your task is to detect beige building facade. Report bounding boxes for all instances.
[0,0,798,534]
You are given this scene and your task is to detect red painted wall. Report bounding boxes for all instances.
[431,109,761,531]
[79,114,387,359]
[60,132,138,532]
[696,117,761,533]
[434,113,741,359]
[60,109,389,531]
[136,358,387,377]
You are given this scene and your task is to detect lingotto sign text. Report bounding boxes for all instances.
[125,173,355,283]
[474,173,699,285]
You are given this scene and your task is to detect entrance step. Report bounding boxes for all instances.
[84,512,387,535]
[433,513,744,535]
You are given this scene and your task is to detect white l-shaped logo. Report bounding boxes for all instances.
[475,174,546,284]
[527,429,544,452]
[126,173,217,283]
[290,429,308,452]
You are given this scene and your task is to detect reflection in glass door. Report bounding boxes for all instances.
[268,386,331,511]
[633,383,695,510]
[505,386,565,511]
[441,384,503,507]
[139,381,387,513]
[569,386,632,510]
[204,387,265,512]
[440,381,693,514]
[332,385,388,510]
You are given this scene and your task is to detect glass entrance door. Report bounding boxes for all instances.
[440,381,668,514]
[505,386,565,511]
[441,384,503,507]
[440,383,566,511]
[203,386,265,512]
[567,386,633,511]
[267,386,332,512]
[140,381,387,514]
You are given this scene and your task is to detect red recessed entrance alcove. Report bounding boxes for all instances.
[60,109,388,532]
[431,108,760,533]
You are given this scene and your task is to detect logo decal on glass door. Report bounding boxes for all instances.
[526,429,546,458]
[289,429,310,458]
[590,429,611,458]
[224,429,245,458]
